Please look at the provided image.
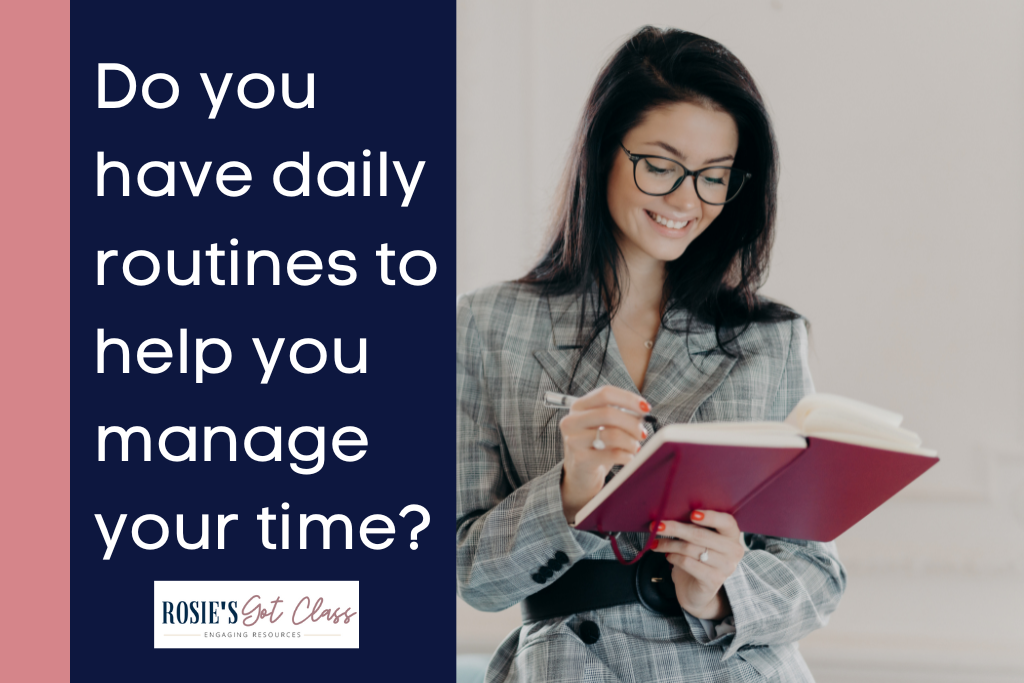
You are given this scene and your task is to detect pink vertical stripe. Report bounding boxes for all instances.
[0,2,71,681]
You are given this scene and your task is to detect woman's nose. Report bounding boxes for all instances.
[666,175,700,211]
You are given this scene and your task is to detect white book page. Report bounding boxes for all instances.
[785,393,903,429]
[807,431,938,457]
[785,393,934,453]
[802,410,923,447]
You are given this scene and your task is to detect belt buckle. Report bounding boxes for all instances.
[635,551,683,617]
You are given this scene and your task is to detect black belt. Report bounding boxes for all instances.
[521,553,684,622]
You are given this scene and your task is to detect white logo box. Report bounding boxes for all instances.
[154,581,358,649]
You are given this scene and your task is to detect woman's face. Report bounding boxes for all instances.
[607,101,740,269]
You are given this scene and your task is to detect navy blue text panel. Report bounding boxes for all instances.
[72,3,454,679]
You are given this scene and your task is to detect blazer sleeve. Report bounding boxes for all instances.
[456,295,607,612]
[683,317,849,661]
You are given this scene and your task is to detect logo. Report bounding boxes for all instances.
[154,581,358,648]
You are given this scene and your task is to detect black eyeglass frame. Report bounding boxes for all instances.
[620,143,752,206]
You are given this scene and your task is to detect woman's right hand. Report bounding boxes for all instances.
[558,385,651,523]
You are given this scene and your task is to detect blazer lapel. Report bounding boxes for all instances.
[532,286,625,396]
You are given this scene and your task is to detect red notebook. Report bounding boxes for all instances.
[571,394,939,542]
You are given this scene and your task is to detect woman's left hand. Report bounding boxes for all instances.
[651,510,746,620]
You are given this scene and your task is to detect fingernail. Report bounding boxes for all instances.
[652,539,659,549]
[657,522,666,532]
[690,510,705,522]
[641,427,648,439]
[636,443,641,453]
[639,401,651,413]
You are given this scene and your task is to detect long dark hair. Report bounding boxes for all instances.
[520,26,798,376]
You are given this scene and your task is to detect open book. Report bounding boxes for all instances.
[572,394,938,542]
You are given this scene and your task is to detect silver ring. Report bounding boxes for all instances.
[699,548,709,563]
[592,426,606,451]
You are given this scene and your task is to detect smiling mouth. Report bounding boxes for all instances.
[645,209,694,230]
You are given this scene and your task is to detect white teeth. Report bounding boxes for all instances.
[648,210,690,230]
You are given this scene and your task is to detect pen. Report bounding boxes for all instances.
[543,391,658,423]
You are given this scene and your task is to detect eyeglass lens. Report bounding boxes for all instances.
[635,158,745,204]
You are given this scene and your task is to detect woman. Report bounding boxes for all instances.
[457,27,846,682]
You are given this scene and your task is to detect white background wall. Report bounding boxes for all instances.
[457,2,1024,680]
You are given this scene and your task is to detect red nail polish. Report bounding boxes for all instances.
[657,522,666,532]
[651,539,659,549]
[641,427,648,439]
[649,521,657,532]
[639,401,651,413]
[690,510,705,522]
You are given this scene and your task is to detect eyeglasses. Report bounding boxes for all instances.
[620,143,752,206]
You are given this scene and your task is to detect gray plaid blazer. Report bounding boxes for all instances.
[457,281,847,683]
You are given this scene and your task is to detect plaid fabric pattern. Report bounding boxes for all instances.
[457,282,847,682]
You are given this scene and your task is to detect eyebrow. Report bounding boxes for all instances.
[647,141,734,165]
